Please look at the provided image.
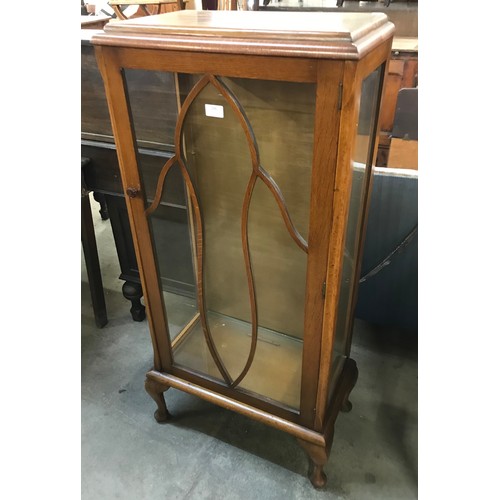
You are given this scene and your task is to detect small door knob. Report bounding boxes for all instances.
[126,187,139,198]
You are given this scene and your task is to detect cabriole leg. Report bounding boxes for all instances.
[341,358,359,413]
[145,377,171,423]
[297,439,329,489]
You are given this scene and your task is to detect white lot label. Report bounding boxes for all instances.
[205,104,224,119]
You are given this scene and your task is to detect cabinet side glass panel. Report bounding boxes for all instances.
[123,69,198,348]
[329,67,383,396]
[123,68,178,151]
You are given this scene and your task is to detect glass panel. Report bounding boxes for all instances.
[171,75,316,410]
[177,79,254,383]
[172,313,303,409]
[123,69,178,150]
[123,69,197,347]
[81,44,113,140]
[247,180,308,339]
[228,78,314,240]
[329,66,383,394]
[148,199,197,342]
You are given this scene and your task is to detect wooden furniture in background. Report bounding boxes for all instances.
[256,0,418,38]
[81,157,108,328]
[109,0,186,19]
[82,28,194,322]
[255,2,418,168]
[93,11,394,487]
[379,37,418,132]
[217,0,238,9]
[377,36,417,167]
[201,0,238,10]
[386,85,417,169]
[387,137,418,170]
[81,14,111,29]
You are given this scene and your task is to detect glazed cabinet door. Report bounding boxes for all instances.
[166,74,316,413]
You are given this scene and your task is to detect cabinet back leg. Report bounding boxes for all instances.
[340,358,359,413]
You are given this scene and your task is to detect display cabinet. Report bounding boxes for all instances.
[93,10,394,488]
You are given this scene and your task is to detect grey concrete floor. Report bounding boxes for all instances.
[82,196,417,499]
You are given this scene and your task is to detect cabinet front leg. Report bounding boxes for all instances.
[145,377,171,423]
[297,439,329,489]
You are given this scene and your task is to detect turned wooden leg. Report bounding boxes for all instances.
[93,192,109,221]
[145,377,171,423]
[122,281,146,322]
[81,195,108,328]
[297,439,329,489]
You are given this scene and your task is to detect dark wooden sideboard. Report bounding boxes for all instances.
[81,29,195,320]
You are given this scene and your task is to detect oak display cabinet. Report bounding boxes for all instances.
[93,11,394,488]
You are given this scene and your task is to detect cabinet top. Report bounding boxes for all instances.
[92,10,394,59]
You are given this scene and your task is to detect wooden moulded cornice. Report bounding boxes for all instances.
[91,10,394,60]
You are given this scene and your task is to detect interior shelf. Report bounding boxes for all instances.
[171,309,303,410]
